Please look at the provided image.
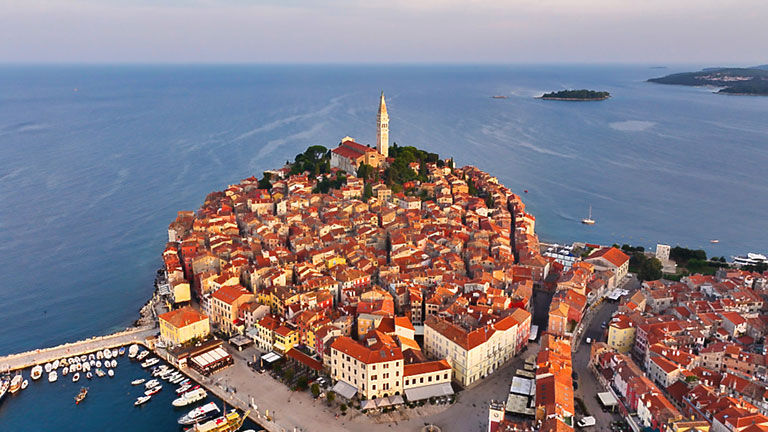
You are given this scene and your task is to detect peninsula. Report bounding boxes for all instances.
[538,89,610,101]
[648,65,768,95]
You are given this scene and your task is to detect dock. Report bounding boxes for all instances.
[0,326,156,372]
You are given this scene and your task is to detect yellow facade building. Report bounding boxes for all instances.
[607,314,636,353]
[158,307,210,346]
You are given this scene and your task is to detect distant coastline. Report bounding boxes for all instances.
[648,66,768,96]
[538,89,611,101]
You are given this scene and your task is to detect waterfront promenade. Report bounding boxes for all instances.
[0,326,156,372]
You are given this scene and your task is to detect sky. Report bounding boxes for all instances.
[1,0,766,64]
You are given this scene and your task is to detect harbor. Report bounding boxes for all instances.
[0,330,264,432]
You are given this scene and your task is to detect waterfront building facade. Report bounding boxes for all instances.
[159,306,211,346]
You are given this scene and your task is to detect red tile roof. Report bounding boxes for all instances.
[403,359,451,377]
[159,307,208,329]
[588,247,630,267]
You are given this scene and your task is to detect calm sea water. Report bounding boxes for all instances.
[1,64,767,429]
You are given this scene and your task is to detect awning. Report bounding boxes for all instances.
[361,399,377,410]
[598,391,618,407]
[332,380,357,399]
[261,352,282,363]
[510,377,534,396]
[505,393,531,415]
[404,382,454,401]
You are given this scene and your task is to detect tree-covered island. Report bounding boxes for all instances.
[538,89,611,101]
[648,66,768,95]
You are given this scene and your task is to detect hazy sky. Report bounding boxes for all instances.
[2,0,766,64]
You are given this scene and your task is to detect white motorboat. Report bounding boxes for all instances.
[96,361,102,368]
[104,349,112,359]
[88,353,95,361]
[96,351,103,360]
[171,375,185,384]
[60,358,69,367]
[31,365,43,380]
[111,349,118,358]
[80,355,88,362]
[112,359,118,368]
[62,367,69,376]
[128,344,139,358]
[176,383,193,394]
[89,360,95,367]
[136,351,150,361]
[86,372,93,380]
[172,388,207,407]
[177,402,220,425]
[131,378,146,385]
[145,379,160,389]
[21,379,28,390]
[108,369,114,377]
[48,371,58,383]
[72,373,80,383]
[142,358,159,368]
[52,359,60,370]
[144,385,162,396]
[95,369,105,378]
[9,374,23,394]
[44,362,52,373]
[135,395,151,406]
[178,378,190,387]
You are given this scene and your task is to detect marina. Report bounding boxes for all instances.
[0,331,264,432]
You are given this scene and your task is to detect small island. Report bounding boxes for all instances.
[538,89,611,101]
[648,66,768,95]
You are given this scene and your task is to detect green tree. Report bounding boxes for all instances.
[297,376,308,390]
[363,183,374,202]
[357,163,375,181]
[284,368,295,383]
[258,172,273,190]
[639,257,663,281]
[311,383,321,398]
[327,391,336,405]
[340,403,348,413]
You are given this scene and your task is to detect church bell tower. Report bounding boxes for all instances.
[376,91,389,157]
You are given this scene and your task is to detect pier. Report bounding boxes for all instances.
[0,326,156,372]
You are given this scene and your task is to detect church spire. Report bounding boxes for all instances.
[376,91,389,157]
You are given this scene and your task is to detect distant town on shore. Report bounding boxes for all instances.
[648,65,768,95]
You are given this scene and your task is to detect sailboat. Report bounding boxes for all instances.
[581,205,596,225]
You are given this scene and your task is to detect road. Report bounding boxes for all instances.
[572,274,641,429]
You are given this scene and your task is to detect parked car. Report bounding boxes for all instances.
[577,416,596,428]
[585,337,592,344]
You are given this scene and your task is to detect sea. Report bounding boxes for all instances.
[1,64,767,430]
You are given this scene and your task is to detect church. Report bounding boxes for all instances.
[330,92,389,175]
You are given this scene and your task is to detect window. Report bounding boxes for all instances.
[444,373,448,380]
[420,377,424,383]
[405,379,409,385]
[372,385,376,390]
[372,375,377,380]
[428,376,432,382]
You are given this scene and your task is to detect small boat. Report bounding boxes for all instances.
[112,359,118,368]
[111,349,118,358]
[95,369,106,378]
[9,374,23,394]
[128,345,139,359]
[178,402,221,425]
[96,351,103,360]
[21,379,28,390]
[136,351,150,361]
[83,362,91,371]
[135,395,151,406]
[104,349,112,360]
[31,365,43,380]
[172,387,207,407]
[145,385,162,396]
[190,409,247,432]
[171,375,185,384]
[119,347,126,356]
[52,359,60,370]
[96,361,102,368]
[142,358,159,368]
[491,95,508,99]
[62,367,68,376]
[88,353,95,361]
[86,372,93,380]
[72,373,80,383]
[60,358,69,367]
[44,362,52,373]
[178,378,190,387]
[75,387,88,405]
[80,355,87,362]
[711,239,720,244]
[89,360,95,367]
[48,371,58,383]
[108,369,114,377]
[145,379,160,389]
[581,205,596,225]
[0,376,10,401]
[131,378,146,385]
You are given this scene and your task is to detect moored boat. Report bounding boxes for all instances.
[72,372,80,383]
[104,349,112,359]
[144,385,162,396]
[135,395,151,406]
[62,367,68,376]
[86,372,93,380]
[9,374,22,394]
[21,379,28,390]
[136,351,149,361]
[31,365,43,380]
[142,358,159,368]
[128,345,139,359]
[95,369,105,378]
[119,347,126,356]
[44,362,52,373]
[108,369,114,377]
[178,402,221,425]
[48,371,58,383]
[52,359,60,370]
[131,378,146,385]
[111,349,118,358]
[0,376,10,401]
[172,387,207,407]
[190,409,248,432]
